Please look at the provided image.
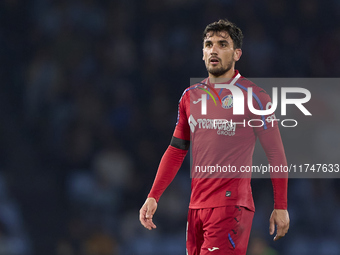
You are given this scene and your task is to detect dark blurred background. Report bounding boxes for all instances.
[0,0,340,254]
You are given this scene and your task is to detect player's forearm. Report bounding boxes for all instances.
[271,178,288,209]
[148,144,188,202]
[258,128,288,209]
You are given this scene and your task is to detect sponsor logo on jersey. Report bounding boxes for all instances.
[221,95,233,109]
[188,115,236,136]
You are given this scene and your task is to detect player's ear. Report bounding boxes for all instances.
[234,48,242,61]
[202,48,205,61]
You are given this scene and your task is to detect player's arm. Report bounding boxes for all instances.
[139,137,189,230]
[147,137,190,202]
[139,90,191,230]
[251,86,290,241]
[258,128,290,241]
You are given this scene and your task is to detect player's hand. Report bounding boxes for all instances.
[139,197,158,230]
[269,209,290,241]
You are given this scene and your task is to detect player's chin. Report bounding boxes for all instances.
[208,67,226,76]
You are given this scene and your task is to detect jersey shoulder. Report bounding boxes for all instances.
[179,79,208,102]
[236,77,268,95]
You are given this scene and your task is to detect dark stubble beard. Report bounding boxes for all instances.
[206,59,233,77]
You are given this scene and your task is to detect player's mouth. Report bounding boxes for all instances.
[209,57,220,65]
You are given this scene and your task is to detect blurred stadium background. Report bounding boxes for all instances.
[0,0,340,254]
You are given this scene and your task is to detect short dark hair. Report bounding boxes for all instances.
[203,19,243,49]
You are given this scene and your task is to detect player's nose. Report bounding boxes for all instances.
[210,44,218,54]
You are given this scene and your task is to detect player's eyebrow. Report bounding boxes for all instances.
[218,40,229,45]
[204,39,230,46]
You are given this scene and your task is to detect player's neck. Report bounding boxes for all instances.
[208,68,236,83]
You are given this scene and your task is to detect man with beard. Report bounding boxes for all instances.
[139,19,290,255]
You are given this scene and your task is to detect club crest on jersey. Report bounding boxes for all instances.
[221,95,233,109]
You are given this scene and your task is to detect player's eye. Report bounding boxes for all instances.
[221,43,227,47]
[205,42,212,47]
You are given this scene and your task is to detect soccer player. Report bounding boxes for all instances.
[139,19,289,255]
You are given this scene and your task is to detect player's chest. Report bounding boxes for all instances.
[187,89,252,137]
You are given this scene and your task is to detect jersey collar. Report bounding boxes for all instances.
[205,70,241,86]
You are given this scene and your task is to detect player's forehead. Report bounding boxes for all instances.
[204,30,232,42]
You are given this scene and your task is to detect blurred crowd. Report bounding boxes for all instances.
[0,0,340,254]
